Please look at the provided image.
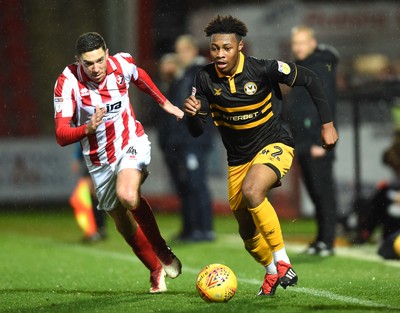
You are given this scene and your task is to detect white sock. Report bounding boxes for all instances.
[272,247,290,264]
[264,261,277,274]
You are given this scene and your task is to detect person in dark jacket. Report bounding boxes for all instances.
[286,25,339,256]
[354,131,400,259]
[156,35,215,242]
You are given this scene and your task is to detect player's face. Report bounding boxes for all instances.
[210,34,243,76]
[77,48,109,83]
[291,30,317,61]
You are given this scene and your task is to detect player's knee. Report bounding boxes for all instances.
[241,182,264,208]
[117,190,140,210]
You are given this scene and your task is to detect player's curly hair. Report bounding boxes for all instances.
[204,15,248,40]
[76,32,107,55]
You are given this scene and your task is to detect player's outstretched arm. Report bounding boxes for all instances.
[134,67,183,120]
[293,65,338,149]
[161,99,184,120]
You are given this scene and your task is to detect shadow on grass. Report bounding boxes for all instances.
[1,287,197,313]
[3,287,399,313]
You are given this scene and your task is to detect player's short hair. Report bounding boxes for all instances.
[291,25,316,38]
[75,32,107,55]
[175,34,199,50]
[204,15,248,41]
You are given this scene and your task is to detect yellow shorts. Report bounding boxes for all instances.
[228,142,294,211]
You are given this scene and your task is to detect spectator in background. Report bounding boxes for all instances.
[285,25,339,256]
[354,131,400,259]
[71,144,107,242]
[157,53,180,97]
[156,35,215,242]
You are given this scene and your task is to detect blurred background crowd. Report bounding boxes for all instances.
[1,0,400,253]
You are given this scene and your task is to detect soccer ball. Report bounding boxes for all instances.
[196,264,237,302]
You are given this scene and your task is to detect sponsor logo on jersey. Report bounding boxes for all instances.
[214,88,222,96]
[54,97,63,103]
[80,87,90,97]
[116,74,125,85]
[96,101,122,113]
[244,82,257,95]
[222,111,259,121]
[277,61,291,75]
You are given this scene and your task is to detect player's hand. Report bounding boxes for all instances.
[321,122,338,150]
[162,100,184,120]
[184,95,201,117]
[86,104,105,134]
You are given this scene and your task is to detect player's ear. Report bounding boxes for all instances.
[75,55,80,63]
[105,49,109,58]
[238,40,244,52]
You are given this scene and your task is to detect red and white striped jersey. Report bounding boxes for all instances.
[53,52,165,167]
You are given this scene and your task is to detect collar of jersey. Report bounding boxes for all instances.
[214,52,244,93]
[215,52,245,78]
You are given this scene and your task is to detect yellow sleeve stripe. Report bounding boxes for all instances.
[210,92,272,113]
[213,111,274,130]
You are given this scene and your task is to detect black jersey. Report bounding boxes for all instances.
[194,52,297,166]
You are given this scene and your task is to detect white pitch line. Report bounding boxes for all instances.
[69,245,398,310]
[213,234,400,269]
[287,243,400,268]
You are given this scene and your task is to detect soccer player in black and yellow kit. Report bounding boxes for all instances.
[183,15,338,296]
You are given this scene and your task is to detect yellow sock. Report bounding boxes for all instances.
[249,198,285,252]
[243,233,273,266]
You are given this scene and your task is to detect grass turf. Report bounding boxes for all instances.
[0,208,399,313]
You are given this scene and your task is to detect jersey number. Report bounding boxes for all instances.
[271,146,283,161]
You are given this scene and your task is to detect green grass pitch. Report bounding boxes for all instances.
[1,208,400,313]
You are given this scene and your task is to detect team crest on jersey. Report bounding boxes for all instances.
[277,61,291,75]
[214,88,222,96]
[80,87,90,97]
[244,82,257,95]
[116,74,125,85]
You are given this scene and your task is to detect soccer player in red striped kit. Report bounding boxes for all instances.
[53,32,183,293]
